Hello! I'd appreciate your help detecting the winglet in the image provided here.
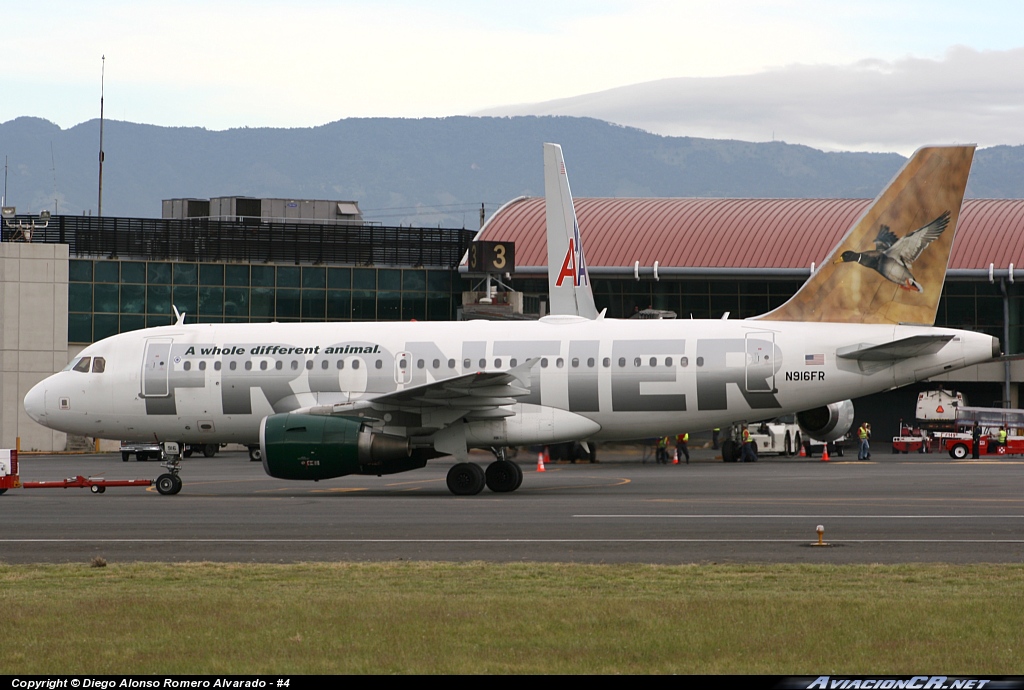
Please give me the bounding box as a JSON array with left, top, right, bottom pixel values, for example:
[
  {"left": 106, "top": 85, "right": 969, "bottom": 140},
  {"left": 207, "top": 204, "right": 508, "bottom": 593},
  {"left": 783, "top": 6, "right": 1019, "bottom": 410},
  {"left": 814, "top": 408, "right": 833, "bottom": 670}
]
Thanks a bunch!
[
  {"left": 758, "top": 145, "right": 975, "bottom": 325},
  {"left": 544, "top": 143, "right": 599, "bottom": 320}
]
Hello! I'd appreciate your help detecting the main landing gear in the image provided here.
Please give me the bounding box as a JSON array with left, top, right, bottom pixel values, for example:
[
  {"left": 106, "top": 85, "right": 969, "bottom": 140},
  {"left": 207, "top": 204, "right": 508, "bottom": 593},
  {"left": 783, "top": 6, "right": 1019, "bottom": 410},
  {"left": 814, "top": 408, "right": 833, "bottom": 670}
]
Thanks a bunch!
[{"left": 445, "top": 448, "right": 524, "bottom": 496}]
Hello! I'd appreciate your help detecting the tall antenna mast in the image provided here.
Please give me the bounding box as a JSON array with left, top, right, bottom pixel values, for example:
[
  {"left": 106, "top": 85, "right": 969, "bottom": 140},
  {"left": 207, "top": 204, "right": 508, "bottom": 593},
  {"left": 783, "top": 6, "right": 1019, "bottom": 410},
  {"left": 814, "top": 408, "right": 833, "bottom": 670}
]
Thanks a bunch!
[{"left": 97, "top": 55, "right": 105, "bottom": 217}]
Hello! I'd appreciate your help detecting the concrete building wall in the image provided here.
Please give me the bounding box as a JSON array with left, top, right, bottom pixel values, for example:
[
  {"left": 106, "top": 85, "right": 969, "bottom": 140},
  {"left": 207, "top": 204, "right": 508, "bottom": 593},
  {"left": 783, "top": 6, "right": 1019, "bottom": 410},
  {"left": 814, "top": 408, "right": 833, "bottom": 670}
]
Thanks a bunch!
[{"left": 1, "top": 243, "right": 69, "bottom": 452}]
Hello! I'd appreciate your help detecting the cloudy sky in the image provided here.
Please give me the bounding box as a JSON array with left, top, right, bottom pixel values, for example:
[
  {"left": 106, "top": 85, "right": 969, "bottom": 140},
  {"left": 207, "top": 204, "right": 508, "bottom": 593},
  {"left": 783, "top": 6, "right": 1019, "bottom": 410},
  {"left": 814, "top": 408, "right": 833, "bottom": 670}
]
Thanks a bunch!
[{"left": 5, "top": 1, "right": 1023, "bottom": 153}]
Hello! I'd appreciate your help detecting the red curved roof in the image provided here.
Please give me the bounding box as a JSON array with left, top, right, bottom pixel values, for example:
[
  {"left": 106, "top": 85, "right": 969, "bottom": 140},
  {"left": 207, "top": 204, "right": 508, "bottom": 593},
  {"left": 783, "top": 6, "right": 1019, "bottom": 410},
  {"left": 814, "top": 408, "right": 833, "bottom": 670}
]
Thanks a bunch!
[{"left": 478, "top": 197, "right": 1023, "bottom": 272}]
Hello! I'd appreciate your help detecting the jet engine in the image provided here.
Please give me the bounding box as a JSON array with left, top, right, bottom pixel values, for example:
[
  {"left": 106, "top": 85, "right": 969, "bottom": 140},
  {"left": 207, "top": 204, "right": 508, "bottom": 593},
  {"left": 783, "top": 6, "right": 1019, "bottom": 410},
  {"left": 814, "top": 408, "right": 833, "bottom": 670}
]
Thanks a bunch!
[
  {"left": 796, "top": 400, "right": 855, "bottom": 443},
  {"left": 260, "top": 413, "right": 423, "bottom": 480}
]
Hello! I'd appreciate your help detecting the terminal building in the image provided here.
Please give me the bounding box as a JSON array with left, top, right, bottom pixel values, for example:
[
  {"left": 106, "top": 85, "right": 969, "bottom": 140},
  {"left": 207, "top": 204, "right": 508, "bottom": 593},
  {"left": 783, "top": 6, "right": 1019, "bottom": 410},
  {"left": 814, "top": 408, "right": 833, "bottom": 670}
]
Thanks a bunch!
[{"left": 4, "top": 195, "right": 1024, "bottom": 451}]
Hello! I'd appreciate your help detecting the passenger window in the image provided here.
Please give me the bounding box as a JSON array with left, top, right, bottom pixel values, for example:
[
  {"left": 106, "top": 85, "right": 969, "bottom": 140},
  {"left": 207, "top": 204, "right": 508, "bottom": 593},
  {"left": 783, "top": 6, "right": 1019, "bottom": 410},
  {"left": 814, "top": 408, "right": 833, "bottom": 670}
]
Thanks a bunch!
[
  {"left": 259, "top": 361, "right": 268, "bottom": 371},
  {"left": 666, "top": 357, "right": 673, "bottom": 367},
  {"left": 494, "top": 359, "right": 502, "bottom": 368},
  {"left": 571, "top": 358, "right": 579, "bottom": 368},
  {"left": 541, "top": 358, "right": 548, "bottom": 368},
  {"left": 432, "top": 359, "right": 440, "bottom": 369},
  {"left": 276, "top": 361, "right": 283, "bottom": 370},
  {"left": 510, "top": 358, "right": 518, "bottom": 367},
  {"left": 618, "top": 357, "right": 625, "bottom": 367},
  {"left": 92, "top": 357, "right": 106, "bottom": 373},
  {"left": 464, "top": 358, "right": 471, "bottom": 369},
  {"left": 337, "top": 360, "right": 344, "bottom": 370},
  {"left": 681, "top": 357, "right": 688, "bottom": 367},
  {"left": 375, "top": 360, "right": 383, "bottom": 369},
  {"left": 603, "top": 358, "right": 610, "bottom": 368},
  {"left": 230, "top": 361, "right": 237, "bottom": 371},
  {"left": 634, "top": 357, "right": 641, "bottom": 367},
  {"left": 214, "top": 361, "right": 221, "bottom": 371},
  {"left": 306, "top": 360, "right": 313, "bottom": 370},
  {"left": 183, "top": 361, "right": 191, "bottom": 371},
  {"left": 199, "top": 361, "right": 206, "bottom": 371},
  {"left": 352, "top": 360, "right": 360, "bottom": 370},
  {"left": 556, "top": 358, "right": 564, "bottom": 368},
  {"left": 448, "top": 359, "right": 456, "bottom": 369},
  {"left": 73, "top": 358, "right": 91, "bottom": 373},
  {"left": 321, "top": 360, "right": 329, "bottom": 370},
  {"left": 649, "top": 357, "right": 657, "bottom": 367}
]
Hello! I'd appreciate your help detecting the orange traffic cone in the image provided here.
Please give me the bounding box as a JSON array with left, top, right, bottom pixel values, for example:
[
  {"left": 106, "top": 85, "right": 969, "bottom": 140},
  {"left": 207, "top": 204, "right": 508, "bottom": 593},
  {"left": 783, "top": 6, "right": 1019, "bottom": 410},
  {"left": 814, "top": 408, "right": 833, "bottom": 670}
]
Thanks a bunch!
[
  {"left": 821, "top": 446, "right": 829, "bottom": 462},
  {"left": 673, "top": 450, "right": 679, "bottom": 465},
  {"left": 799, "top": 444, "right": 806, "bottom": 457},
  {"left": 537, "top": 450, "right": 546, "bottom": 472}
]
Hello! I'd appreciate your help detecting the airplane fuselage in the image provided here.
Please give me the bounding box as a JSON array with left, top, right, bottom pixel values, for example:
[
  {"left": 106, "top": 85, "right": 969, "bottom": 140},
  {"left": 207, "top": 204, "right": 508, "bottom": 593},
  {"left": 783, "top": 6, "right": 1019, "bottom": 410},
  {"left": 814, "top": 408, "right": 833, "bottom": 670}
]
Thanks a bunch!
[{"left": 25, "top": 316, "right": 998, "bottom": 447}]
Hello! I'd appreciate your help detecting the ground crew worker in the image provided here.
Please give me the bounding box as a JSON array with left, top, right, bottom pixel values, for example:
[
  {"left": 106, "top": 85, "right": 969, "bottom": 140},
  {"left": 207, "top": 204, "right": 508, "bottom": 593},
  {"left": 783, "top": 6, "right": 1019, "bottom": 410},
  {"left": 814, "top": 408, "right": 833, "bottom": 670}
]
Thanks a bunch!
[
  {"left": 997, "top": 427, "right": 1008, "bottom": 453},
  {"left": 740, "top": 425, "right": 757, "bottom": 462},
  {"left": 857, "top": 422, "right": 871, "bottom": 461},
  {"left": 675, "top": 433, "right": 690, "bottom": 464},
  {"left": 656, "top": 436, "right": 670, "bottom": 464}
]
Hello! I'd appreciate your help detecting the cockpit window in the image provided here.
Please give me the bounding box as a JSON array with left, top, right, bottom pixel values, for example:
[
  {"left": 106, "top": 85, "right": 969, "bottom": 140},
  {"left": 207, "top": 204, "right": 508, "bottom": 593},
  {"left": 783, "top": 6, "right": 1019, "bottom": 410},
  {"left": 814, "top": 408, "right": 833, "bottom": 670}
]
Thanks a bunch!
[
  {"left": 92, "top": 357, "right": 106, "bottom": 373},
  {"left": 72, "top": 357, "right": 91, "bottom": 373}
]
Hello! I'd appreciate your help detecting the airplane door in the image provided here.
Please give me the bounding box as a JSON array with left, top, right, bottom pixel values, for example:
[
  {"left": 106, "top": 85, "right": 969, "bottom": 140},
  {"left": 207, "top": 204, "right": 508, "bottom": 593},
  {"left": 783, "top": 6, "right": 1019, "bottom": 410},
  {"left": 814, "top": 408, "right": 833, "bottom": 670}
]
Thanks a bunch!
[
  {"left": 395, "top": 351, "right": 412, "bottom": 385},
  {"left": 745, "top": 332, "right": 777, "bottom": 393},
  {"left": 142, "top": 338, "right": 173, "bottom": 397}
]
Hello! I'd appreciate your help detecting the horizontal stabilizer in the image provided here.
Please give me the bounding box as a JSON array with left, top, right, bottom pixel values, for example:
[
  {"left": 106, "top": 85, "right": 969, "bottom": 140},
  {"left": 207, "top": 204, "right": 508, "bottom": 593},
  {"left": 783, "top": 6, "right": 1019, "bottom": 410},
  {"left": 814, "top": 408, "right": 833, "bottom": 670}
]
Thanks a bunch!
[{"left": 836, "top": 334, "right": 954, "bottom": 362}]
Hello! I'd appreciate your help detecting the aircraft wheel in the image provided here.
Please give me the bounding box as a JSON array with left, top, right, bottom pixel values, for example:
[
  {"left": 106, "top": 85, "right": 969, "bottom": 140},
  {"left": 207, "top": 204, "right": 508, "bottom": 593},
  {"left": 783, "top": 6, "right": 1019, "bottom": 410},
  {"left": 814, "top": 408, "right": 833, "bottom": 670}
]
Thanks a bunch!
[
  {"left": 170, "top": 475, "right": 183, "bottom": 495},
  {"left": 203, "top": 444, "right": 217, "bottom": 458},
  {"left": 951, "top": 443, "right": 969, "bottom": 459},
  {"left": 156, "top": 473, "right": 178, "bottom": 495},
  {"left": 510, "top": 460, "right": 523, "bottom": 490},
  {"left": 447, "top": 462, "right": 485, "bottom": 496},
  {"left": 90, "top": 484, "right": 105, "bottom": 494},
  {"left": 248, "top": 446, "right": 262, "bottom": 462},
  {"left": 721, "top": 439, "right": 737, "bottom": 462},
  {"left": 485, "top": 460, "right": 519, "bottom": 493},
  {"left": 122, "top": 452, "right": 130, "bottom": 462}
]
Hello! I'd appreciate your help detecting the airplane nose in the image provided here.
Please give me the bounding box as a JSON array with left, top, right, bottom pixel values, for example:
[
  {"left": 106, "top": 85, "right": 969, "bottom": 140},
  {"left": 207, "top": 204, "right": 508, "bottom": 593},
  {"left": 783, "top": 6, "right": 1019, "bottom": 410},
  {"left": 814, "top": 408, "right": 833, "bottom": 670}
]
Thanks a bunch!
[{"left": 24, "top": 380, "right": 47, "bottom": 423}]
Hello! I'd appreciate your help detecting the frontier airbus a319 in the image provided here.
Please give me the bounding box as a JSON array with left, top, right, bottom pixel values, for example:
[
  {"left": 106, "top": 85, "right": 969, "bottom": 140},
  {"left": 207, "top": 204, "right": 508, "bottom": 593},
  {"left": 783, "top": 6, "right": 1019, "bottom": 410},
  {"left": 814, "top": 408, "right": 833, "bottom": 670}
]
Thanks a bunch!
[{"left": 24, "top": 143, "right": 998, "bottom": 495}]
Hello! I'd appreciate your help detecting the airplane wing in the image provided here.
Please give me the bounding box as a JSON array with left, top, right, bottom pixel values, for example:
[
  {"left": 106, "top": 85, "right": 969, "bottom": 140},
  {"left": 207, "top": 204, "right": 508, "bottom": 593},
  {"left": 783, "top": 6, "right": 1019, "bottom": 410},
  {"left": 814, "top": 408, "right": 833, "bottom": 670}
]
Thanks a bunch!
[
  {"left": 297, "top": 358, "right": 537, "bottom": 429},
  {"left": 836, "top": 334, "right": 954, "bottom": 361}
]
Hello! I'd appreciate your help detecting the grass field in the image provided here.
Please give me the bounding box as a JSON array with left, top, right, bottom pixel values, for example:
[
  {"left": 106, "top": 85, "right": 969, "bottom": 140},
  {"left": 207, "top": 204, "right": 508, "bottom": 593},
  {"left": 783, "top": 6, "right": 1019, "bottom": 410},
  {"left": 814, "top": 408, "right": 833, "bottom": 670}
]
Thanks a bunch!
[{"left": 2, "top": 561, "right": 1022, "bottom": 674}]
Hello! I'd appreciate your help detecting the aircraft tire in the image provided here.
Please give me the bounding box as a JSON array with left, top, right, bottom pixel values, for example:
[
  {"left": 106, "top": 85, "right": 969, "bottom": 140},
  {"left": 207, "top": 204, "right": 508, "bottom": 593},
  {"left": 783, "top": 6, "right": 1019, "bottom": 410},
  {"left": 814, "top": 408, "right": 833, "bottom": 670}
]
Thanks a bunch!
[
  {"left": 510, "top": 460, "right": 524, "bottom": 490},
  {"left": 156, "top": 473, "right": 177, "bottom": 495},
  {"left": 203, "top": 444, "right": 217, "bottom": 458},
  {"left": 485, "top": 460, "right": 519, "bottom": 493},
  {"left": 951, "top": 443, "right": 969, "bottom": 459},
  {"left": 170, "top": 475, "right": 183, "bottom": 495},
  {"left": 721, "top": 440, "right": 737, "bottom": 462},
  {"left": 248, "top": 446, "right": 262, "bottom": 462},
  {"left": 447, "top": 462, "right": 485, "bottom": 496}
]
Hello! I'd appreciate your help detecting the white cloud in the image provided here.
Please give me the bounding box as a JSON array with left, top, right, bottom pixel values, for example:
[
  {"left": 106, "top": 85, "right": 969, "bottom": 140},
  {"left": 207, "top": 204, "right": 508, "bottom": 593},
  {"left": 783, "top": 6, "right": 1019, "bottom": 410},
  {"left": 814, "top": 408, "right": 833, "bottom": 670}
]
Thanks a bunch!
[{"left": 476, "top": 47, "right": 1024, "bottom": 154}]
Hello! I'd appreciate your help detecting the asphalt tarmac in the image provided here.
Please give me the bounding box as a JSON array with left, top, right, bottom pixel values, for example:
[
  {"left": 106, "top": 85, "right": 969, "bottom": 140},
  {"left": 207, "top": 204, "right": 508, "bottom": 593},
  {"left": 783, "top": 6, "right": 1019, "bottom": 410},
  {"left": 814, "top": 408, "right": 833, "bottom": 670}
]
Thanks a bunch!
[{"left": 3, "top": 446, "right": 1023, "bottom": 564}]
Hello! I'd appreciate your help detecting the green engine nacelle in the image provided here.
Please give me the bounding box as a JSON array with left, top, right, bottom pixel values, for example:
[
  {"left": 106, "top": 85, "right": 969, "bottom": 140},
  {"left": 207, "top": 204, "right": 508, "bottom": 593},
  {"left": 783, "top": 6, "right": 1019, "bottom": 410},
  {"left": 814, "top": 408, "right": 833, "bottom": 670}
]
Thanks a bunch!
[{"left": 260, "top": 413, "right": 417, "bottom": 480}]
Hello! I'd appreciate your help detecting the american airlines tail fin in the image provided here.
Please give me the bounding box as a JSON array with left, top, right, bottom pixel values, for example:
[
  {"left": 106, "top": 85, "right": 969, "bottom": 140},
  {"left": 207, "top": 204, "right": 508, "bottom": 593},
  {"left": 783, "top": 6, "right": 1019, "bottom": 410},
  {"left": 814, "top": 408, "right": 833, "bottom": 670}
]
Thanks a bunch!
[
  {"left": 758, "top": 145, "right": 975, "bottom": 326},
  {"left": 544, "top": 143, "right": 599, "bottom": 320}
]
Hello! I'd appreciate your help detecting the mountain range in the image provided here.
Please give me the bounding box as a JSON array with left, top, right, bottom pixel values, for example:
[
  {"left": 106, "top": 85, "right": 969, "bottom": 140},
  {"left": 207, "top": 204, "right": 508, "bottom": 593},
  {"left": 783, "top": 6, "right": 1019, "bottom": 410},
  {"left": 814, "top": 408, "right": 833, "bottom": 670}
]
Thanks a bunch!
[{"left": 2, "top": 115, "right": 1023, "bottom": 227}]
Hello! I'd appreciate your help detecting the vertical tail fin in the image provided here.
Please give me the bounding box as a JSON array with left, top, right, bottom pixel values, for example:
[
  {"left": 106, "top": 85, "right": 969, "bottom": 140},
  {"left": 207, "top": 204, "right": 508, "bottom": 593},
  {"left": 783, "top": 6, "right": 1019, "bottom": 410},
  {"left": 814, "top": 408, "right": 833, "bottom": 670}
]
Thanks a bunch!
[
  {"left": 758, "top": 145, "right": 975, "bottom": 325},
  {"left": 544, "top": 143, "right": 599, "bottom": 319}
]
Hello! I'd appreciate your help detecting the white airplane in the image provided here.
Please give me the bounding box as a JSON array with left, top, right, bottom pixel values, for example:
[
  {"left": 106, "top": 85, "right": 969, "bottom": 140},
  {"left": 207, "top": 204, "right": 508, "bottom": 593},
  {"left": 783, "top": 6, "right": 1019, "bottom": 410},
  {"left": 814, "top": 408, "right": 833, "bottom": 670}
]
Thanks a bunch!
[{"left": 24, "top": 143, "right": 998, "bottom": 495}]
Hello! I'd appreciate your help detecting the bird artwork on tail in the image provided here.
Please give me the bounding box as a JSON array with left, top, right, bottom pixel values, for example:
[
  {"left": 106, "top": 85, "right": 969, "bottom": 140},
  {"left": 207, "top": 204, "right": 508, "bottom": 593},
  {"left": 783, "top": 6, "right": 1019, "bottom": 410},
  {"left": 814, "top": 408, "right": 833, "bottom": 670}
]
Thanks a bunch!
[{"left": 833, "top": 211, "right": 950, "bottom": 293}]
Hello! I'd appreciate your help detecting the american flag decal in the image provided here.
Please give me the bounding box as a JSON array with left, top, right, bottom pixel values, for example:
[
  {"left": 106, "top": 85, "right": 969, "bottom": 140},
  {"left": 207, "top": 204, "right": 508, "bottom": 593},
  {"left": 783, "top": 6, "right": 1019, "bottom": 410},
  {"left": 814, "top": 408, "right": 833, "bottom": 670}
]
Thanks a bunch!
[
  {"left": 805, "top": 354, "right": 824, "bottom": 366},
  {"left": 559, "top": 163, "right": 566, "bottom": 175}
]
